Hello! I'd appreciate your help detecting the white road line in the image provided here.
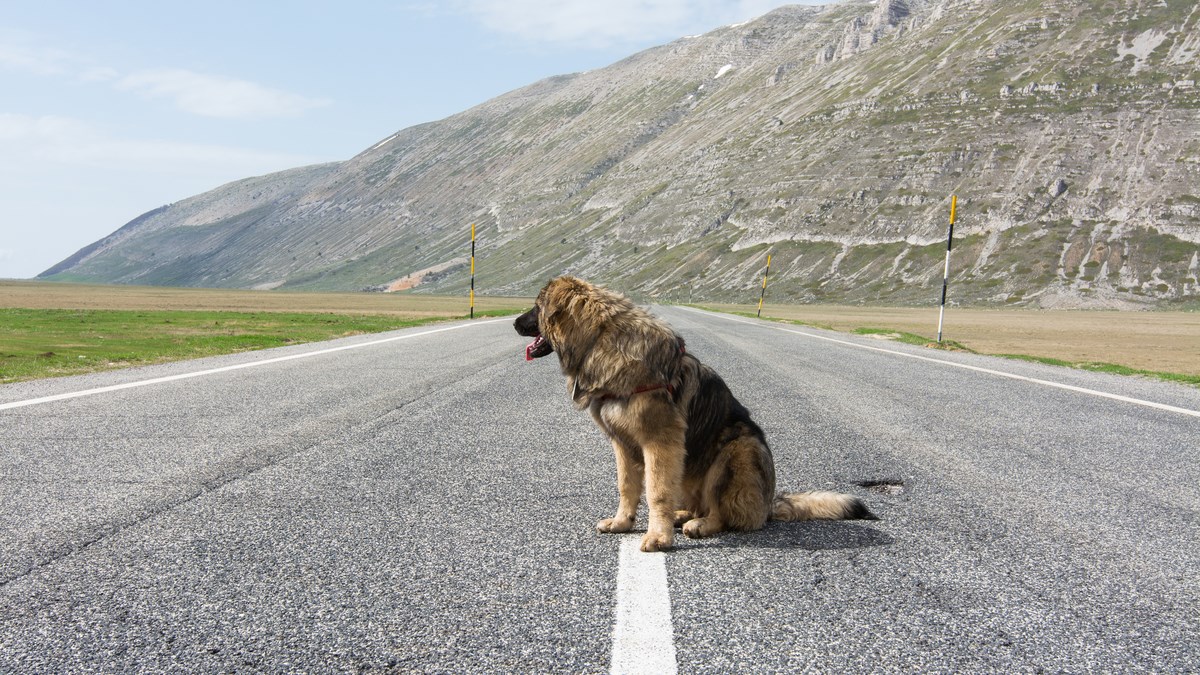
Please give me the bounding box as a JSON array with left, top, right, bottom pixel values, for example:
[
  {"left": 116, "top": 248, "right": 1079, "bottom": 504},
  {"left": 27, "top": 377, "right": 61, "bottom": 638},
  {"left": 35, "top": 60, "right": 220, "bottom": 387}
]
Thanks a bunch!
[
  {"left": 681, "top": 308, "right": 1200, "bottom": 419},
  {"left": 0, "top": 318, "right": 511, "bottom": 411},
  {"left": 611, "top": 536, "right": 677, "bottom": 675}
]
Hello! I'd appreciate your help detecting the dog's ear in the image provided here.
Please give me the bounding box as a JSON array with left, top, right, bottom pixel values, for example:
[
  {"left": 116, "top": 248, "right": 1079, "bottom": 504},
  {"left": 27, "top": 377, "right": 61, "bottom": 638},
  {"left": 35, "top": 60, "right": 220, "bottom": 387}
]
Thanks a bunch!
[
  {"left": 542, "top": 276, "right": 588, "bottom": 323},
  {"left": 538, "top": 279, "right": 561, "bottom": 323},
  {"left": 536, "top": 278, "right": 562, "bottom": 322},
  {"left": 539, "top": 300, "right": 557, "bottom": 326}
]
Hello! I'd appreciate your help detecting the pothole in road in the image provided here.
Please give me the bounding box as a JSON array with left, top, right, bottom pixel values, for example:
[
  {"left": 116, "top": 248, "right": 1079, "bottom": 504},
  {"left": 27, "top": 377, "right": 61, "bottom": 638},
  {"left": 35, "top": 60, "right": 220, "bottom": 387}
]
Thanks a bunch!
[{"left": 856, "top": 479, "right": 905, "bottom": 496}]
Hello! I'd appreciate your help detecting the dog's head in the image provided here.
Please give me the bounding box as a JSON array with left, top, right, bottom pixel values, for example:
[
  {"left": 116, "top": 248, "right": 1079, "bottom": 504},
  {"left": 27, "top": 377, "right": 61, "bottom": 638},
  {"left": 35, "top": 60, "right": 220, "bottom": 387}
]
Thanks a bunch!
[
  {"left": 515, "top": 277, "right": 687, "bottom": 408},
  {"left": 514, "top": 276, "right": 599, "bottom": 362}
]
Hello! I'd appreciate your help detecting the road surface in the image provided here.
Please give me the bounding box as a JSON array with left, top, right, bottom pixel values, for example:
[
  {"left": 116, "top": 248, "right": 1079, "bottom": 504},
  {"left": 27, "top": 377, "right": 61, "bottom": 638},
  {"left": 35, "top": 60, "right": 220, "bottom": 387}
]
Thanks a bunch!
[{"left": 1, "top": 307, "right": 1197, "bottom": 672}]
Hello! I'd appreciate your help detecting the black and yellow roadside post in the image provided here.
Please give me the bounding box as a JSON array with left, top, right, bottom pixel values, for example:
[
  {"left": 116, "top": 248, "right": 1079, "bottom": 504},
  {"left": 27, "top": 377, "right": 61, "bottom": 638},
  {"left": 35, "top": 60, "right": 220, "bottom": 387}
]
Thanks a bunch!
[
  {"left": 757, "top": 252, "right": 772, "bottom": 318},
  {"left": 469, "top": 223, "right": 476, "bottom": 319},
  {"left": 937, "top": 195, "right": 957, "bottom": 343}
]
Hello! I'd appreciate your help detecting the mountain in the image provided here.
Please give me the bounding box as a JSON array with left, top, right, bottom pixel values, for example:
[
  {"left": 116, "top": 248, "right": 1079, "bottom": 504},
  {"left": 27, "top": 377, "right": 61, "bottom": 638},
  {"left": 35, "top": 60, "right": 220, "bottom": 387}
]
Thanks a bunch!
[{"left": 40, "top": 0, "right": 1200, "bottom": 308}]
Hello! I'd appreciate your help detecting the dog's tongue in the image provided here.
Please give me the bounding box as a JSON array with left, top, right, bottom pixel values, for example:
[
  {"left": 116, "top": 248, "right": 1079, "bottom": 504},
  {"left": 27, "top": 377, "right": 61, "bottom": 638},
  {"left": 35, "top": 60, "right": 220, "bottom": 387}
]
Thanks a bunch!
[{"left": 525, "top": 336, "right": 543, "bottom": 361}]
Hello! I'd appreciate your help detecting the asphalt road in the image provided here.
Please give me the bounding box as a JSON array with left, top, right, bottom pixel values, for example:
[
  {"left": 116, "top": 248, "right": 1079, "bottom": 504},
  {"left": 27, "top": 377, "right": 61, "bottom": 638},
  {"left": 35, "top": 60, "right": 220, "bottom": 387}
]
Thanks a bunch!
[{"left": 1, "top": 307, "right": 1197, "bottom": 673}]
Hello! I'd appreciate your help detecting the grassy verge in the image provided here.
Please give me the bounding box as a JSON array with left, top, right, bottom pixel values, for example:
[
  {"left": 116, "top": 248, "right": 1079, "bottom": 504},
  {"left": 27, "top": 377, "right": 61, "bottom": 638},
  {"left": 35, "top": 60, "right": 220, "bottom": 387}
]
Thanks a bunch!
[
  {"left": 702, "top": 309, "right": 974, "bottom": 351},
  {"left": 996, "top": 354, "right": 1200, "bottom": 387},
  {"left": 852, "top": 327, "right": 971, "bottom": 352},
  {"left": 717, "top": 309, "right": 839, "bottom": 331},
  {"left": 0, "top": 307, "right": 518, "bottom": 384},
  {"left": 696, "top": 305, "right": 1199, "bottom": 388}
]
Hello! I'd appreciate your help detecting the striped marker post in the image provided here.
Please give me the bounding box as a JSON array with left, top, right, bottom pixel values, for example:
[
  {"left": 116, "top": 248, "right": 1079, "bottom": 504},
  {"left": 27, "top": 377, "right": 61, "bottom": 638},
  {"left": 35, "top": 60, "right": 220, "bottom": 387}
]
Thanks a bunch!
[
  {"left": 469, "top": 223, "right": 476, "bottom": 319},
  {"left": 937, "top": 195, "right": 957, "bottom": 343},
  {"left": 757, "top": 253, "right": 772, "bottom": 318}
]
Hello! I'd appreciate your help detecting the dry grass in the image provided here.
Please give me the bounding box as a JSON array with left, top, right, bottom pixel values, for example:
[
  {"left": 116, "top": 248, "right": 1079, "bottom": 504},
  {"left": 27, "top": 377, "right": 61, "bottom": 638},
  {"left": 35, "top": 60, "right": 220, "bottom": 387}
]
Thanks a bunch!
[
  {"left": 0, "top": 280, "right": 532, "bottom": 317},
  {"left": 705, "top": 303, "right": 1200, "bottom": 378}
]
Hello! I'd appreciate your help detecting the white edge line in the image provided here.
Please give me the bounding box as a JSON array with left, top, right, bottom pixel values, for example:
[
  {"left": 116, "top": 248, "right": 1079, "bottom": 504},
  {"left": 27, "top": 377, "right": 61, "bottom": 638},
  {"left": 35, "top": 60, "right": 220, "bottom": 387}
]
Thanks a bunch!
[
  {"left": 611, "top": 535, "right": 677, "bottom": 675},
  {"left": 0, "top": 317, "right": 511, "bottom": 412},
  {"left": 679, "top": 307, "right": 1200, "bottom": 420}
]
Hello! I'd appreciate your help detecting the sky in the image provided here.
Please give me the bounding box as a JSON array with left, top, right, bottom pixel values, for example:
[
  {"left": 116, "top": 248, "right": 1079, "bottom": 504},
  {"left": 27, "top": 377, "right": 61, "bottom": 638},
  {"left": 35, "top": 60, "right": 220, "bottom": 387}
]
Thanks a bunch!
[{"left": 0, "top": 0, "right": 805, "bottom": 280}]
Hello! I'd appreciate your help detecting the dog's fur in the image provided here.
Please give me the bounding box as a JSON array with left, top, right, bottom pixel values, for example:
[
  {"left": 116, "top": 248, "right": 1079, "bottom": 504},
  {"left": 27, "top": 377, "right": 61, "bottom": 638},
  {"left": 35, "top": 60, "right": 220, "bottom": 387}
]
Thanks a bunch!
[{"left": 514, "top": 276, "right": 874, "bottom": 552}]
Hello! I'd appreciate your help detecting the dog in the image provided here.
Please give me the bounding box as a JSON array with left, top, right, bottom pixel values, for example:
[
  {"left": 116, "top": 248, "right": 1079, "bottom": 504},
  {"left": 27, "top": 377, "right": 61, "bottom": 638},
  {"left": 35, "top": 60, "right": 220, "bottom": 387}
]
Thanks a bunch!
[{"left": 514, "top": 276, "right": 874, "bottom": 552}]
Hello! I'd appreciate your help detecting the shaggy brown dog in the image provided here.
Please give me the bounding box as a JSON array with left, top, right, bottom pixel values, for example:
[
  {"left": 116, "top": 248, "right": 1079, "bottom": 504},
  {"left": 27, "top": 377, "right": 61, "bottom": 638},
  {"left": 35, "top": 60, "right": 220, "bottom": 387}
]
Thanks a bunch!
[{"left": 515, "top": 276, "right": 874, "bottom": 552}]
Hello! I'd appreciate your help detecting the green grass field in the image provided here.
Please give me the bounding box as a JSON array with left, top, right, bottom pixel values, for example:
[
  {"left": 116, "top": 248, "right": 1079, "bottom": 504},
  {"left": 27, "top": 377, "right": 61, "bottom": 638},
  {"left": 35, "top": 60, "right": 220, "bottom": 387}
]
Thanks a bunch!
[
  {"left": 0, "top": 281, "right": 530, "bottom": 384},
  {"left": 0, "top": 308, "right": 517, "bottom": 384}
]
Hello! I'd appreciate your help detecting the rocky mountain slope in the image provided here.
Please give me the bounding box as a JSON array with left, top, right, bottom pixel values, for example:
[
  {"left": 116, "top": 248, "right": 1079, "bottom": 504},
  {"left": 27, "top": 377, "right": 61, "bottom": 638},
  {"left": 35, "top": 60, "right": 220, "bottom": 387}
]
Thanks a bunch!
[{"left": 41, "top": 0, "right": 1200, "bottom": 308}]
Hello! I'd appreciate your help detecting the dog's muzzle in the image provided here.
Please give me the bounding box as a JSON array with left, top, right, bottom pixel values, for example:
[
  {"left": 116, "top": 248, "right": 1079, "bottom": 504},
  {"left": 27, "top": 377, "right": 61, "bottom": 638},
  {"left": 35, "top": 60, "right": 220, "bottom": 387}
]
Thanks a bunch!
[{"left": 514, "top": 306, "right": 553, "bottom": 360}]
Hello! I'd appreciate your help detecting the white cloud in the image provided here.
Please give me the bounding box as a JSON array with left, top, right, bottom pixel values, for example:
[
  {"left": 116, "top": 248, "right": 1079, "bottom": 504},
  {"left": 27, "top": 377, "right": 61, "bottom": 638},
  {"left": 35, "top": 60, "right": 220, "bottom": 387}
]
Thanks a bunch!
[
  {"left": 0, "top": 113, "right": 90, "bottom": 144},
  {"left": 79, "top": 65, "right": 120, "bottom": 83},
  {"left": 0, "top": 33, "right": 117, "bottom": 82},
  {"left": 0, "top": 39, "right": 73, "bottom": 76},
  {"left": 2, "top": 32, "right": 330, "bottom": 120},
  {"left": 116, "top": 68, "right": 331, "bottom": 119},
  {"left": 0, "top": 113, "right": 315, "bottom": 172},
  {"left": 452, "top": 0, "right": 785, "bottom": 48}
]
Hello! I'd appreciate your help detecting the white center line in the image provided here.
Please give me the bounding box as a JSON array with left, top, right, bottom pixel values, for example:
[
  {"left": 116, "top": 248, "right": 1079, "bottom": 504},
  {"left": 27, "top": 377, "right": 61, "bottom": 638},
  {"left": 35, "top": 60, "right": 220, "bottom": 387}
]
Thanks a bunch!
[
  {"left": 681, "top": 307, "right": 1200, "bottom": 419},
  {"left": 611, "top": 536, "right": 677, "bottom": 675},
  {"left": 0, "top": 318, "right": 511, "bottom": 411}
]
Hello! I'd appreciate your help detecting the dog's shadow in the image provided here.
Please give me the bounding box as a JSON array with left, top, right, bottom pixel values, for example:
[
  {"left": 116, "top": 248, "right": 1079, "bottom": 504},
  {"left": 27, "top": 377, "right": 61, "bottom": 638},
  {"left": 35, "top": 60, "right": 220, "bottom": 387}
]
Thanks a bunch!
[{"left": 675, "top": 520, "right": 893, "bottom": 552}]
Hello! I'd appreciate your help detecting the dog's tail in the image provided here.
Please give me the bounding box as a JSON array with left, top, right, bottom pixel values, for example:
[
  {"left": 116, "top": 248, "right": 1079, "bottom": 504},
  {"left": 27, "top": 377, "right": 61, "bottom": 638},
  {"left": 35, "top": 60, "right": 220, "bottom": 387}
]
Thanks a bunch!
[{"left": 771, "top": 491, "right": 877, "bottom": 522}]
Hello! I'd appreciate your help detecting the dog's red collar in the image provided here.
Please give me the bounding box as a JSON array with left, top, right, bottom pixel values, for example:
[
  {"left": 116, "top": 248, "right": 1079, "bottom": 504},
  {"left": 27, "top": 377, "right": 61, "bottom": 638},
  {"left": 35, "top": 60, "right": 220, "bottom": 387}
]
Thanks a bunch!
[
  {"left": 596, "top": 382, "right": 675, "bottom": 402},
  {"left": 587, "top": 339, "right": 684, "bottom": 402}
]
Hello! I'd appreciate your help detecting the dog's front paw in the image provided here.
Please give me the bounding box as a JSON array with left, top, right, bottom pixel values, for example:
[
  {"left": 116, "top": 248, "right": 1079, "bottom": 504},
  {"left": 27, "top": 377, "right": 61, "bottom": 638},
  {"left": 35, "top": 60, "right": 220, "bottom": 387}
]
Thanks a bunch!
[
  {"left": 640, "top": 530, "right": 674, "bottom": 552},
  {"left": 597, "top": 516, "right": 635, "bottom": 533}
]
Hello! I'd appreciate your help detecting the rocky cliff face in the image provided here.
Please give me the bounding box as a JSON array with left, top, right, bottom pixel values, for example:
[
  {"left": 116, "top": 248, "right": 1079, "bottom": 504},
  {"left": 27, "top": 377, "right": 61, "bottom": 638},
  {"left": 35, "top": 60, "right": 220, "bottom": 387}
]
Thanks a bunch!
[{"left": 42, "top": 0, "right": 1200, "bottom": 308}]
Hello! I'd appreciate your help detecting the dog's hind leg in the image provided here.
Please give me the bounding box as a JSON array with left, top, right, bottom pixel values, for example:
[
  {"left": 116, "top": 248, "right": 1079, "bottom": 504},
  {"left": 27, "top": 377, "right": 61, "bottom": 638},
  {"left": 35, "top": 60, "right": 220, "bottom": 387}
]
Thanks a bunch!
[
  {"left": 597, "top": 438, "right": 643, "bottom": 534},
  {"left": 686, "top": 433, "right": 774, "bottom": 538},
  {"left": 680, "top": 454, "right": 728, "bottom": 538}
]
